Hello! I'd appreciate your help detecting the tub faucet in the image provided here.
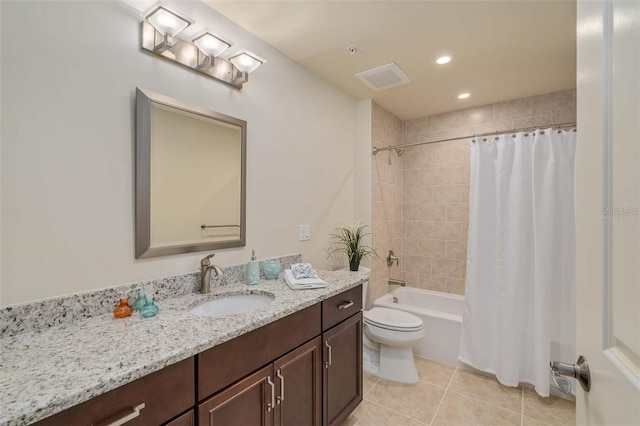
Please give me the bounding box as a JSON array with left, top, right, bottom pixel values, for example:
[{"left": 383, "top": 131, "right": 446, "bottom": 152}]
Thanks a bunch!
[
  {"left": 388, "top": 278, "right": 405, "bottom": 287},
  {"left": 200, "top": 254, "right": 224, "bottom": 294}
]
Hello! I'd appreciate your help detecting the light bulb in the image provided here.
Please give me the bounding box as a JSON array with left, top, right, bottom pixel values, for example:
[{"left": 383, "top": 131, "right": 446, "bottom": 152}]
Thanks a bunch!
[
  {"left": 436, "top": 56, "right": 451, "bottom": 65},
  {"left": 458, "top": 93, "right": 470, "bottom": 99}
]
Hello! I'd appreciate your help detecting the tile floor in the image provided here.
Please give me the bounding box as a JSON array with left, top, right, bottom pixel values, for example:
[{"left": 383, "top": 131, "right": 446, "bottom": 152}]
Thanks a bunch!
[{"left": 344, "top": 357, "right": 576, "bottom": 426}]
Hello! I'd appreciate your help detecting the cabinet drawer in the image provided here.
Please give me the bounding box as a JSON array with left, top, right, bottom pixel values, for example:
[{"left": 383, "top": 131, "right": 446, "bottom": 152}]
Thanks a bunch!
[
  {"left": 35, "top": 357, "right": 195, "bottom": 426},
  {"left": 164, "top": 409, "right": 194, "bottom": 426},
  {"left": 198, "top": 303, "right": 321, "bottom": 400},
  {"left": 322, "top": 285, "right": 362, "bottom": 331}
]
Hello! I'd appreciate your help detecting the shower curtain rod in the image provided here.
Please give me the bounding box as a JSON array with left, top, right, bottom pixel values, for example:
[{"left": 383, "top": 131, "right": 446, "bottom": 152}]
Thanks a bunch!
[{"left": 371, "top": 121, "right": 577, "bottom": 156}]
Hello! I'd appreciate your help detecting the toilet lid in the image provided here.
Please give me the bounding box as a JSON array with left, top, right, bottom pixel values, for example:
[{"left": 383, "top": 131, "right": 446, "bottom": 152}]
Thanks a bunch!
[{"left": 364, "top": 307, "right": 423, "bottom": 331}]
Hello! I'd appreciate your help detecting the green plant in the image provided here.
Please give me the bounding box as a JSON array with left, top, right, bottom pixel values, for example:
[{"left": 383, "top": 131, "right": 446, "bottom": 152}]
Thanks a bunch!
[{"left": 329, "top": 222, "right": 377, "bottom": 264}]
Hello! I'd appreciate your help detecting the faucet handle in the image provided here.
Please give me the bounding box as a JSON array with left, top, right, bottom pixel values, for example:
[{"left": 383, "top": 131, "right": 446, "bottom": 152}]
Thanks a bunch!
[{"left": 201, "top": 253, "right": 216, "bottom": 267}]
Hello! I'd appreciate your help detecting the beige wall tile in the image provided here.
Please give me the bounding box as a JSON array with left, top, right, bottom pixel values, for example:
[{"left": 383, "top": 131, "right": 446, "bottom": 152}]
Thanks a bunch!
[
  {"left": 421, "top": 167, "right": 449, "bottom": 185},
  {"left": 461, "top": 223, "right": 469, "bottom": 241},
  {"left": 532, "top": 89, "right": 575, "bottom": 116},
  {"left": 423, "top": 239, "right": 446, "bottom": 257},
  {"left": 403, "top": 255, "right": 431, "bottom": 275},
  {"left": 403, "top": 203, "right": 421, "bottom": 221},
  {"left": 495, "top": 96, "right": 532, "bottom": 121},
  {"left": 404, "top": 168, "right": 421, "bottom": 186},
  {"left": 433, "top": 222, "right": 462, "bottom": 240},
  {"left": 553, "top": 109, "right": 577, "bottom": 124},
  {"left": 523, "top": 388, "right": 576, "bottom": 426},
  {"left": 446, "top": 240, "right": 468, "bottom": 260},
  {"left": 447, "top": 277, "right": 466, "bottom": 295},
  {"left": 403, "top": 271, "right": 419, "bottom": 287},
  {"left": 459, "top": 104, "right": 495, "bottom": 126},
  {"left": 446, "top": 204, "right": 470, "bottom": 222},
  {"left": 449, "top": 370, "right": 522, "bottom": 413},
  {"left": 432, "top": 110, "right": 462, "bottom": 131},
  {"left": 432, "top": 257, "right": 462, "bottom": 278},
  {"left": 446, "top": 166, "right": 470, "bottom": 184},
  {"left": 432, "top": 147, "right": 467, "bottom": 166},
  {"left": 433, "top": 185, "right": 467, "bottom": 204},
  {"left": 512, "top": 114, "right": 554, "bottom": 129},
  {"left": 432, "top": 392, "right": 521, "bottom": 426},
  {"left": 404, "top": 238, "right": 423, "bottom": 256},
  {"left": 404, "top": 116, "right": 431, "bottom": 135},
  {"left": 404, "top": 185, "right": 432, "bottom": 204},
  {"left": 404, "top": 151, "right": 432, "bottom": 169},
  {"left": 473, "top": 119, "right": 515, "bottom": 135},
  {"left": 421, "top": 274, "right": 448, "bottom": 292},
  {"left": 421, "top": 204, "right": 446, "bottom": 222}
]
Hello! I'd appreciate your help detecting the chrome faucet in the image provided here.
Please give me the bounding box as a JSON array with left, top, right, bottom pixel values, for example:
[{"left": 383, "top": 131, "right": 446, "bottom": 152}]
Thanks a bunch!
[{"left": 200, "top": 254, "right": 224, "bottom": 294}]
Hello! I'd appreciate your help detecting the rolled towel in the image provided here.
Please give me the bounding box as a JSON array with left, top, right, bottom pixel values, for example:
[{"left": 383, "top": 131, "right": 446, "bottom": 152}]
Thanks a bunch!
[
  {"left": 284, "top": 269, "right": 327, "bottom": 290},
  {"left": 290, "top": 263, "right": 319, "bottom": 279}
]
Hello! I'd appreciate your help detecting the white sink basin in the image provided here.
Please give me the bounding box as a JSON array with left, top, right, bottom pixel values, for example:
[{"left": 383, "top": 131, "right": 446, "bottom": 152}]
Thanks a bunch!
[{"left": 189, "top": 293, "right": 275, "bottom": 317}]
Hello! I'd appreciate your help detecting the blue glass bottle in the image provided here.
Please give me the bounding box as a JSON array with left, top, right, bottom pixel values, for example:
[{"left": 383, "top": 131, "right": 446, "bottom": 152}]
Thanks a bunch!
[
  {"left": 132, "top": 291, "right": 147, "bottom": 312},
  {"left": 140, "top": 295, "right": 159, "bottom": 318}
]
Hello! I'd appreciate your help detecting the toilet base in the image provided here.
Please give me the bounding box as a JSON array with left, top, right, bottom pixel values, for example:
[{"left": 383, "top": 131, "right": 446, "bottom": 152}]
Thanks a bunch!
[{"left": 378, "top": 345, "right": 420, "bottom": 384}]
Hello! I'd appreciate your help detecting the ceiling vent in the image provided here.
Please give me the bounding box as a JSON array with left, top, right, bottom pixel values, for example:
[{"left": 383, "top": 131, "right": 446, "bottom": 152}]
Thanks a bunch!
[{"left": 355, "top": 63, "right": 410, "bottom": 91}]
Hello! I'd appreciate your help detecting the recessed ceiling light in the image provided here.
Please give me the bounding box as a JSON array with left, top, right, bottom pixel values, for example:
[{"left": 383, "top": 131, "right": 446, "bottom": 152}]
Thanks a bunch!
[
  {"left": 458, "top": 93, "right": 470, "bottom": 99},
  {"left": 436, "top": 56, "right": 451, "bottom": 65}
]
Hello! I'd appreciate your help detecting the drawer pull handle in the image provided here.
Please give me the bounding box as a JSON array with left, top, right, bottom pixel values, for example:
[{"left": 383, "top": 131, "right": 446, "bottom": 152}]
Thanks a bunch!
[
  {"left": 267, "top": 377, "right": 275, "bottom": 412},
  {"left": 338, "top": 301, "right": 354, "bottom": 310},
  {"left": 325, "top": 340, "right": 332, "bottom": 368},
  {"left": 276, "top": 369, "right": 285, "bottom": 403},
  {"left": 105, "top": 403, "right": 145, "bottom": 426}
]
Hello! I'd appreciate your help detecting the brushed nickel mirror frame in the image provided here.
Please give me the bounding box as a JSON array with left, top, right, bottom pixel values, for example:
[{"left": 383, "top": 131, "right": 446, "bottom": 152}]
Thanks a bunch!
[{"left": 135, "top": 88, "right": 246, "bottom": 258}]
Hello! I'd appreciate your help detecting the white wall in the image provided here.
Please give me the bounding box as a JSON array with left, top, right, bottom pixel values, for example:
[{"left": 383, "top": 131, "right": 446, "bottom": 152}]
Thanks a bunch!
[{"left": 0, "top": 1, "right": 359, "bottom": 305}]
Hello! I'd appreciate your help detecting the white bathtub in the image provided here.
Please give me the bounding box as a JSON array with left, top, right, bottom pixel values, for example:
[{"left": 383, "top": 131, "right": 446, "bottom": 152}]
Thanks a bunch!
[{"left": 374, "top": 287, "right": 464, "bottom": 367}]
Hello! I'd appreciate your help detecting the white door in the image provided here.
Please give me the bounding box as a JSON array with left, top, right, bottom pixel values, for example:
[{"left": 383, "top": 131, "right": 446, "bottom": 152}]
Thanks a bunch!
[{"left": 576, "top": 0, "right": 640, "bottom": 424}]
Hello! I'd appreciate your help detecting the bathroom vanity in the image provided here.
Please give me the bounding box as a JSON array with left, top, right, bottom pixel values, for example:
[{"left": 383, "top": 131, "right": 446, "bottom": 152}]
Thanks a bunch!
[{"left": 2, "top": 271, "right": 365, "bottom": 426}]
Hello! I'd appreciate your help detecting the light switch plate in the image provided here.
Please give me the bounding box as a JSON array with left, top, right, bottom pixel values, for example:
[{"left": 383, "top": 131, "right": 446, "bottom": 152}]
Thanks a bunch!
[{"left": 299, "top": 225, "right": 310, "bottom": 241}]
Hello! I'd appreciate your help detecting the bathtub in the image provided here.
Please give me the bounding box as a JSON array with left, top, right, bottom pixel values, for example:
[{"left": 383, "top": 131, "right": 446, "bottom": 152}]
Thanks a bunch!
[{"left": 374, "top": 287, "right": 464, "bottom": 367}]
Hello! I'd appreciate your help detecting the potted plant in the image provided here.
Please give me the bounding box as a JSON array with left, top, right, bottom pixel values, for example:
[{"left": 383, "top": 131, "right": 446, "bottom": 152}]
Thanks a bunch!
[{"left": 329, "top": 222, "right": 377, "bottom": 271}]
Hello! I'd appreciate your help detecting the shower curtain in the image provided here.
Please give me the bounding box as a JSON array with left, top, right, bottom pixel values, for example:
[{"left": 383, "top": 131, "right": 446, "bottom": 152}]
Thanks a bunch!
[{"left": 459, "top": 128, "right": 577, "bottom": 397}]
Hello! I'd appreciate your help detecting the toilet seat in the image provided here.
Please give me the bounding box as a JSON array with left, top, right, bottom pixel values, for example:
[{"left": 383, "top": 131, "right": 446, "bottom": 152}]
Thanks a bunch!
[{"left": 364, "top": 307, "right": 423, "bottom": 332}]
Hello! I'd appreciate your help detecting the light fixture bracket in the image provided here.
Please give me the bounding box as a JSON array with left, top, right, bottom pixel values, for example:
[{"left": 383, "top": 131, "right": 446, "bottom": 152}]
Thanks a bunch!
[{"left": 141, "top": 21, "right": 245, "bottom": 89}]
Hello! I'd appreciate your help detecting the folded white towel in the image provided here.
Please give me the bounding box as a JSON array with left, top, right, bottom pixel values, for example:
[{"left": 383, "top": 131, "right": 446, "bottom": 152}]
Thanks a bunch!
[
  {"left": 290, "top": 263, "right": 319, "bottom": 279},
  {"left": 284, "top": 269, "right": 327, "bottom": 290}
]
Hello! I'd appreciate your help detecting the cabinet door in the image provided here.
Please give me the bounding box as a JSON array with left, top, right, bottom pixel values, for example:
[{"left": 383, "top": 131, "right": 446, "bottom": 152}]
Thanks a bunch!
[
  {"left": 274, "top": 337, "right": 322, "bottom": 426},
  {"left": 322, "top": 313, "right": 363, "bottom": 426},
  {"left": 198, "top": 364, "right": 274, "bottom": 426}
]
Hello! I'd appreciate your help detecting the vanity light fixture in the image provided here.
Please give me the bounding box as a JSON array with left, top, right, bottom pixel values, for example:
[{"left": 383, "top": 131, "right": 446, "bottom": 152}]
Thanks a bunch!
[
  {"left": 145, "top": 5, "right": 192, "bottom": 53},
  {"left": 436, "top": 56, "right": 451, "bottom": 65},
  {"left": 140, "top": 5, "right": 266, "bottom": 89},
  {"left": 193, "top": 32, "right": 231, "bottom": 70},
  {"left": 228, "top": 49, "right": 266, "bottom": 74},
  {"left": 458, "top": 92, "right": 471, "bottom": 99}
]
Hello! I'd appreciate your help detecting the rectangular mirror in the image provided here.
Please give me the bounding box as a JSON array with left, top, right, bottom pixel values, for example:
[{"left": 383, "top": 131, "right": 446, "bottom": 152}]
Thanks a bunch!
[{"left": 136, "top": 88, "right": 246, "bottom": 258}]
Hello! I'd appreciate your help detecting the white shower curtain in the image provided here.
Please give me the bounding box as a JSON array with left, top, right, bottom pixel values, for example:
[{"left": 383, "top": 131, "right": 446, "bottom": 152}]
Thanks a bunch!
[{"left": 459, "top": 128, "right": 577, "bottom": 397}]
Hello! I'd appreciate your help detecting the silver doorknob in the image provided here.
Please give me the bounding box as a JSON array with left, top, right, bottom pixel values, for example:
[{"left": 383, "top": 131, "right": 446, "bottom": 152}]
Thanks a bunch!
[{"left": 550, "top": 355, "right": 591, "bottom": 392}]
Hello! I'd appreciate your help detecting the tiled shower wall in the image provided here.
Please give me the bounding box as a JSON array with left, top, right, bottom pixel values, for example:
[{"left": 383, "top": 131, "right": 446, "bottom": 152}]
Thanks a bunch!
[
  {"left": 401, "top": 89, "right": 576, "bottom": 295},
  {"left": 369, "top": 102, "right": 403, "bottom": 308}
]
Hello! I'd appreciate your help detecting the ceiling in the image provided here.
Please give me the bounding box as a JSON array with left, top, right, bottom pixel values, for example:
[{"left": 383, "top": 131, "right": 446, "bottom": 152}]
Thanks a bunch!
[{"left": 206, "top": 1, "right": 576, "bottom": 120}]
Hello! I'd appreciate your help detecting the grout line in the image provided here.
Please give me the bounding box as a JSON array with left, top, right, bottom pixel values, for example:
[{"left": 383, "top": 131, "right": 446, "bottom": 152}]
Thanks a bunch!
[
  {"left": 428, "top": 365, "right": 457, "bottom": 425},
  {"left": 362, "top": 375, "right": 381, "bottom": 399},
  {"left": 520, "top": 386, "right": 525, "bottom": 426},
  {"left": 364, "top": 398, "right": 429, "bottom": 425},
  {"left": 445, "top": 388, "right": 523, "bottom": 417}
]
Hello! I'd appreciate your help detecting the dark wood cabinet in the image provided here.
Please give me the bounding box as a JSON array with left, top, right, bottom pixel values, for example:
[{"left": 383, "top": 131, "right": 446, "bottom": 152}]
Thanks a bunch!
[
  {"left": 322, "top": 313, "right": 363, "bottom": 426},
  {"left": 199, "top": 337, "right": 323, "bottom": 426},
  {"left": 274, "top": 337, "right": 323, "bottom": 426},
  {"left": 165, "top": 410, "right": 195, "bottom": 426},
  {"left": 198, "top": 365, "right": 274, "bottom": 426}
]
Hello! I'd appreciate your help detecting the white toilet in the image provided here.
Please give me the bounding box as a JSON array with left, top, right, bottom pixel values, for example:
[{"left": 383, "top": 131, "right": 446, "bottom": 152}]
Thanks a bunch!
[{"left": 362, "top": 282, "right": 425, "bottom": 384}]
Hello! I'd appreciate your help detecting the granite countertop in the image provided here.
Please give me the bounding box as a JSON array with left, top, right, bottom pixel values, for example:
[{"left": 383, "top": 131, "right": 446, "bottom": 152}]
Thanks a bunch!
[{"left": 0, "top": 269, "right": 369, "bottom": 426}]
